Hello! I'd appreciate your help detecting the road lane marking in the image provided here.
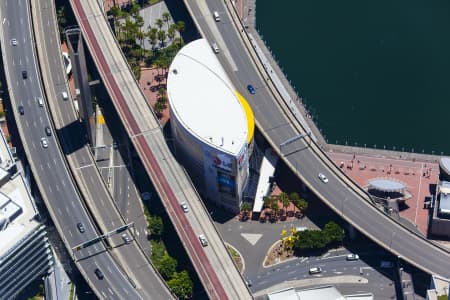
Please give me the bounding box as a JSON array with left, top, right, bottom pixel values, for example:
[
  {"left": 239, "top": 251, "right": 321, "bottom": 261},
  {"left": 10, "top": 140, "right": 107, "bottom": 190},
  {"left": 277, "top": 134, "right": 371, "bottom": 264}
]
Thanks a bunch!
[
  {"left": 288, "top": 270, "right": 296, "bottom": 275},
  {"left": 108, "top": 288, "right": 114, "bottom": 295},
  {"left": 2, "top": 18, "right": 5, "bottom": 24}
]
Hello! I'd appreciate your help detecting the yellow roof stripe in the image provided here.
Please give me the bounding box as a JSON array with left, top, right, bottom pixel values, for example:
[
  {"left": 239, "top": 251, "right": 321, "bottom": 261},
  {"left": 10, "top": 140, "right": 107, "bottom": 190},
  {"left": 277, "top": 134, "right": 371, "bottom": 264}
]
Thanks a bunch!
[
  {"left": 235, "top": 91, "right": 255, "bottom": 144},
  {"left": 97, "top": 114, "right": 105, "bottom": 125}
]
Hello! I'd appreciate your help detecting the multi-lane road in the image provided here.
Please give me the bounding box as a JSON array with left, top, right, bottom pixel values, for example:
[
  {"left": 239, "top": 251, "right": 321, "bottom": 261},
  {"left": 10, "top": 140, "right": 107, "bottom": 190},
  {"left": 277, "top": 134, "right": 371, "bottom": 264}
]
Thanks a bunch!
[
  {"left": 185, "top": 0, "right": 450, "bottom": 278},
  {"left": 30, "top": 0, "right": 172, "bottom": 298},
  {"left": 0, "top": 0, "right": 143, "bottom": 298},
  {"left": 70, "top": 0, "right": 252, "bottom": 299}
]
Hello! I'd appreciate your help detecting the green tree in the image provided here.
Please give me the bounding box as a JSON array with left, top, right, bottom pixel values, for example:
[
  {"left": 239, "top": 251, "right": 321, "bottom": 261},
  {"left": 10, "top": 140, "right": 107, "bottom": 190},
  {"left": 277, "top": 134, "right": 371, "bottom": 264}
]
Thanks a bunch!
[
  {"left": 289, "top": 192, "right": 300, "bottom": 203},
  {"left": 279, "top": 192, "right": 290, "bottom": 216},
  {"left": 157, "top": 253, "right": 177, "bottom": 280},
  {"left": 130, "top": 3, "right": 141, "bottom": 18},
  {"left": 241, "top": 202, "right": 251, "bottom": 220},
  {"left": 162, "top": 11, "right": 171, "bottom": 30},
  {"left": 167, "top": 24, "right": 176, "bottom": 41},
  {"left": 167, "top": 271, "right": 193, "bottom": 299},
  {"left": 263, "top": 196, "right": 272, "bottom": 209},
  {"left": 296, "top": 198, "right": 308, "bottom": 214},
  {"left": 175, "top": 20, "right": 185, "bottom": 34},
  {"left": 155, "top": 18, "right": 164, "bottom": 30},
  {"left": 149, "top": 215, "right": 164, "bottom": 238},
  {"left": 294, "top": 230, "right": 327, "bottom": 250},
  {"left": 147, "top": 27, "right": 159, "bottom": 50},
  {"left": 151, "top": 240, "right": 165, "bottom": 261},
  {"left": 323, "top": 221, "right": 345, "bottom": 243},
  {"left": 270, "top": 198, "right": 279, "bottom": 219},
  {"left": 158, "top": 30, "right": 167, "bottom": 47}
]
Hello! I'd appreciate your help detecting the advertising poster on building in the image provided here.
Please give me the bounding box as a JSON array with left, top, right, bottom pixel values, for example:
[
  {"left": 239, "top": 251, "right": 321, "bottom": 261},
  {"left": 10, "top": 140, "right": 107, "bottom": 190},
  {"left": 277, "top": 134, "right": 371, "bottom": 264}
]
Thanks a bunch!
[{"left": 217, "top": 171, "right": 236, "bottom": 197}]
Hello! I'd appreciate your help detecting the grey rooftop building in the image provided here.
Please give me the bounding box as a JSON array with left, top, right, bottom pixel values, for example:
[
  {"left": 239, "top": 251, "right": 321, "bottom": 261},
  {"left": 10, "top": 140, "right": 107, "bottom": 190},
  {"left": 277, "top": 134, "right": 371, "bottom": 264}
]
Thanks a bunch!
[{"left": 0, "top": 128, "right": 53, "bottom": 299}]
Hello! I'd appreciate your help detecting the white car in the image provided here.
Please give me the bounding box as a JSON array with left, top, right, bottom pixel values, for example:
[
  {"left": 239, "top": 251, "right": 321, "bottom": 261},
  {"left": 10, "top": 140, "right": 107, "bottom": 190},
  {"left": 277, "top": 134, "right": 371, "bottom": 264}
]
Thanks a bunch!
[
  {"left": 346, "top": 253, "right": 359, "bottom": 261},
  {"left": 40, "top": 137, "right": 48, "bottom": 148},
  {"left": 309, "top": 267, "right": 322, "bottom": 274},
  {"left": 11, "top": 38, "right": 17, "bottom": 46},
  {"left": 180, "top": 201, "right": 189, "bottom": 213},
  {"left": 211, "top": 42, "right": 220, "bottom": 54},
  {"left": 198, "top": 234, "right": 208, "bottom": 247},
  {"left": 318, "top": 173, "right": 328, "bottom": 183}
]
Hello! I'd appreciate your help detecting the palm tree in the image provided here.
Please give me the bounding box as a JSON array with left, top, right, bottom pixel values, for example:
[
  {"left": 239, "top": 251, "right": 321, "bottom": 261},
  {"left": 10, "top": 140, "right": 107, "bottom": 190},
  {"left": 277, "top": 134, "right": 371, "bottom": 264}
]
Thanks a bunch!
[
  {"left": 175, "top": 21, "right": 185, "bottom": 34},
  {"left": 241, "top": 202, "right": 251, "bottom": 220},
  {"left": 157, "top": 88, "right": 167, "bottom": 104},
  {"left": 147, "top": 27, "right": 158, "bottom": 50},
  {"left": 279, "top": 192, "right": 290, "bottom": 217},
  {"left": 270, "top": 200, "right": 279, "bottom": 221},
  {"left": 157, "top": 30, "right": 166, "bottom": 48},
  {"left": 263, "top": 196, "right": 272, "bottom": 209},
  {"left": 130, "top": 3, "right": 140, "bottom": 19},
  {"left": 155, "top": 18, "right": 164, "bottom": 31},
  {"left": 296, "top": 199, "right": 308, "bottom": 216},
  {"left": 167, "top": 24, "right": 176, "bottom": 41},
  {"left": 162, "top": 12, "right": 171, "bottom": 30}
]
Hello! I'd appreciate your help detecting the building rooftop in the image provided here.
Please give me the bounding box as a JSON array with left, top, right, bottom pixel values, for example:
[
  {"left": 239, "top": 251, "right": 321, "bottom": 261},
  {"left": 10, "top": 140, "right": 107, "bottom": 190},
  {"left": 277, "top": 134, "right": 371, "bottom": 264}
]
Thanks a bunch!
[
  {"left": 268, "top": 286, "right": 373, "bottom": 300},
  {"left": 167, "top": 38, "right": 251, "bottom": 156},
  {"left": 439, "top": 181, "right": 450, "bottom": 214},
  {"left": 0, "top": 127, "right": 39, "bottom": 258}
]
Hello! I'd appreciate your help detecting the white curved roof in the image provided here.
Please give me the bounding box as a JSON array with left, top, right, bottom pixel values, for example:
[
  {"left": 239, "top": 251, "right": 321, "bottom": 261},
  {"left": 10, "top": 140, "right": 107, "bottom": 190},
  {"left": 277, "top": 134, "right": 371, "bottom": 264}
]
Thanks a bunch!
[
  {"left": 368, "top": 178, "right": 406, "bottom": 192},
  {"left": 167, "top": 39, "right": 248, "bottom": 155},
  {"left": 440, "top": 157, "right": 450, "bottom": 175}
]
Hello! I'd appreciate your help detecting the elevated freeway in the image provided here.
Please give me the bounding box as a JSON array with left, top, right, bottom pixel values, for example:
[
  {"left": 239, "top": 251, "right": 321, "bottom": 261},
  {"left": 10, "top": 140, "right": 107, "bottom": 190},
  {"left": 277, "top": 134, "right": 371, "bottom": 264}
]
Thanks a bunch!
[
  {"left": 185, "top": 0, "right": 450, "bottom": 278},
  {"left": 70, "top": 0, "right": 252, "bottom": 299},
  {"left": 0, "top": 0, "right": 142, "bottom": 298},
  {"left": 30, "top": 0, "right": 172, "bottom": 298}
]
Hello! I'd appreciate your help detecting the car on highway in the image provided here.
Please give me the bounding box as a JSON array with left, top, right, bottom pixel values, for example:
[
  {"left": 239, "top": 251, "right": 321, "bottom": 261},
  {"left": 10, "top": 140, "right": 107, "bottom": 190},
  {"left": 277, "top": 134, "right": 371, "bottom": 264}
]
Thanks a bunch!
[
  {"left": 346, "top": 253, "right": 359, "bottom": 261},
  {"left": 211, "top": 42, "right": 220, "bottom": 54},
  {"left": 198, "top": 234, "right": 208, "bottom": 247},
  {"left": 11, "top": 38, "right": 17, "bottom": 46},
  {"left": 247, "top": 84, "right": 256, "bottom": 94},
  {"left": 245, "top": 277, "right": 252, "bottom": 287},
  {"left": 318, "top": 172, "right": 328, "bottom": 183},
  {"left": 45, "top": 126, "right": 52, "bottom": 136},
  {"left": 122, "top": 233, "right": 131, "bottom": 244},
  {"left": 213, "top": 11, "right": 220, "bottom": 22},
  {"left": 309, "top": 267, "right": 322, "bottom": 274},
  {"left": 180, "top": 201, "right": 189, "bottom": 213},
  {"left": 40, "top": 137, "right": 48, "bottom": 148},
  {"left": 94, "top": 268, "right": 104, "bottom": 280},
  {"left": 18, "top": 105, "right": 24, "bottom": 115},
  {"left": 77, "top": 222, "right": 85, "bottom": 233},
  {"left": 22, "top": 70, "right": 27, "bottom": 79}
]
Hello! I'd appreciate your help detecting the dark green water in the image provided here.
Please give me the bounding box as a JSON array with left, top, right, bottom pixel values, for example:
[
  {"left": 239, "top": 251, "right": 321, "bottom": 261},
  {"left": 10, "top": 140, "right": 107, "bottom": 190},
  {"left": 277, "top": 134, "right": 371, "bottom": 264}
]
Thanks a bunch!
[{"left": 256, "top": 0, "right": 450, "bottom": 155}]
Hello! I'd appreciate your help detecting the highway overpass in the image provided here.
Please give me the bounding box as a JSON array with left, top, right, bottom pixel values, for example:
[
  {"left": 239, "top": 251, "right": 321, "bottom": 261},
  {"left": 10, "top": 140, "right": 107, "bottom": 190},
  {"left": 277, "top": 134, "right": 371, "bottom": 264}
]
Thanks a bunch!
[
  {"left": 185, "top": 0, "right": 450, "bottom": 278},
  {"left": 30, "top": 0, "right": 172, "bottom": 298},
  {"left": 0, "top": 0, "right": 143, "bottom": 298},
  {"left": 69, "top": 0, "right": 252, "bottom": 299}
]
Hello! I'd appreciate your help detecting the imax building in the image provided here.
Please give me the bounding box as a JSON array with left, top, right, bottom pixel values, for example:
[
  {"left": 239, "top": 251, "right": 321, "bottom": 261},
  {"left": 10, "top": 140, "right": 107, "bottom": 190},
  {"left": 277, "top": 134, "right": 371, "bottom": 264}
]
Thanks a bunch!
[{"left": 167, "top": 39, "right": 255, "bottom": 213}]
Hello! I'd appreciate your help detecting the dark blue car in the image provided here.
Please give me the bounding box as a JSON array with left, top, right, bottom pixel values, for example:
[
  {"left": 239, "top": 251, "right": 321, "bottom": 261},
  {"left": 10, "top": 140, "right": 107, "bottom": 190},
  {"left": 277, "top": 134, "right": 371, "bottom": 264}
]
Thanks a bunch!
[{"left": 247, "top": 84, "right": 256, "bottom": 94}]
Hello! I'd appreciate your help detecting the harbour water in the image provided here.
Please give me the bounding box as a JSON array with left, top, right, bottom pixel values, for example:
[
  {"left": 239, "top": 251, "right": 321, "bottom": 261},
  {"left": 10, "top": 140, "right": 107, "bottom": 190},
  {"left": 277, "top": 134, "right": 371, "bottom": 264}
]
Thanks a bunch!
[{"left": 256, "top": 0, "right": 450, "bottom": 155}]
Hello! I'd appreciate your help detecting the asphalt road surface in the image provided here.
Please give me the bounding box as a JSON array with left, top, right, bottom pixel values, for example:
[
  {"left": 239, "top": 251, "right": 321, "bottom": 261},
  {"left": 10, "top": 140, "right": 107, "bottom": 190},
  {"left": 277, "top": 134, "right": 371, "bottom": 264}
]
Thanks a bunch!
[
  {"left": 185, "top": 0, "right": 450, "bottom": 278},
  {"left": 0, "top": 0, "right": 144, "bottom": 298},
  {"left": 30, "top": 0, "right": 172, "bottom": 298}
]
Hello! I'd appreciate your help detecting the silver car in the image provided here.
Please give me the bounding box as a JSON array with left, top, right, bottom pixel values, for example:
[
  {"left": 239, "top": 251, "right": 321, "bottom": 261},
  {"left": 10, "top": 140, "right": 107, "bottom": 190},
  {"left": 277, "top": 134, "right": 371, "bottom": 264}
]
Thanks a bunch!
[{"left": 318, "top": 173, "right": 328, "bottom": 183}]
